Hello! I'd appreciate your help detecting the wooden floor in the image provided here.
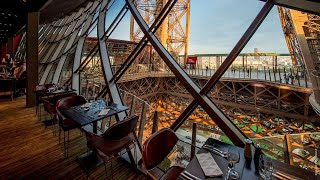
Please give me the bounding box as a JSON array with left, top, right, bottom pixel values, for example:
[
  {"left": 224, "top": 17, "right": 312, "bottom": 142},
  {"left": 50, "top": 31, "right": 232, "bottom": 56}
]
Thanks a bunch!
[{"left": 0, "top": 96, "right": 146, "bottom": 179}]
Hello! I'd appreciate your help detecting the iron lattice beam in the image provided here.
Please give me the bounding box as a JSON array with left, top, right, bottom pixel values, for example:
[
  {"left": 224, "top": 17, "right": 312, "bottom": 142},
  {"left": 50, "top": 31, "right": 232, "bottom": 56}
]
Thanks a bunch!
[
  {"left": 126, "top": 0, "right": 275, "bottom": 146},
  {"left": 260, "top": 0, "right": 320, "bottom": 15}
]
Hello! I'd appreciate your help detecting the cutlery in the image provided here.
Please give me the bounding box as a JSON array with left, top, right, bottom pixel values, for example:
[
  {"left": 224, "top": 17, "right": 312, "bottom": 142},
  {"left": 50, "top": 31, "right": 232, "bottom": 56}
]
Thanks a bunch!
[
  {"left": 180, "top": 172, "right": 193, "bottom": 180},
  {"left": 203, "top": 144, "right": 225, "bottom": 154},
  {"left": 203, "top": 145, "right": 227, "bottom": 157},
  {"left": 181, "top": 171, "right": 202, "bottom": 180}
]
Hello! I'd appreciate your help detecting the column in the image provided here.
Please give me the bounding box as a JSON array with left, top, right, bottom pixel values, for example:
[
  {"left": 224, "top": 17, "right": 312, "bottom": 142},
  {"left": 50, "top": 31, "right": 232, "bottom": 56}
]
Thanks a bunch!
[
  {"left": 216, "top": 56, "right": 220, "bottom": 68},
  {"left": 26, "top": 12, "right": 39, "bottom": 107},
  {"left": 242, "top": 56, "right": 245, "bottom": 67},
  {"left": 275, "top": 56, "right": 278, "bottom": 72}
]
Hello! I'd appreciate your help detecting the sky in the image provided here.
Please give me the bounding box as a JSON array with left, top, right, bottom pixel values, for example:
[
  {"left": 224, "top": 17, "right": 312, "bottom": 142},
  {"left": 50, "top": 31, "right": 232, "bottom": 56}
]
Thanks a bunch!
[
  {"left": 188, "top": 0, "right": 289, "bottom": 54},
  {"left": 90, "top": 0, "right": 289, "bottom": 54}
]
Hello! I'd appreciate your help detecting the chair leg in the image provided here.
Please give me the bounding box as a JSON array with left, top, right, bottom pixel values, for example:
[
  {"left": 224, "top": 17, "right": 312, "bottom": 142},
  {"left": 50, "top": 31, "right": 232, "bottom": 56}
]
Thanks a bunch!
[
  {"left": 86, "top": 170, "right": 90, "bottom": 180},
  {"left": 59, "top": 127, "right": 61, "bottom": 145},
  {"left": 51, "top": 116, "right": 55, "bottom": 136},
  {"left": 110, "top": 161, "right": 113, "bottom": 180},
  {"left": 39, "top": 105, "right": 42, "bottom": 121},
  {"left": 64, "top": 131, "right": 66, "bottom": 158},
  {"left": 104, "top": 162, "right": 107, "bottom": 174},
  {"left": 134, "top": 144, "right": 137, "bottom": 171},
  {"left": 37, "top": 105, "right": 39, "bottom": 120},
  {"left": 67, "top": 130, "right": 70, "bottom": 158}
]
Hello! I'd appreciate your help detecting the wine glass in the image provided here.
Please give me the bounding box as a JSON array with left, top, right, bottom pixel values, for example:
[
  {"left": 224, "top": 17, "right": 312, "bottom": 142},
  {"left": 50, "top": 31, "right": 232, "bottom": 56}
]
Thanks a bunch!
[
  {"left": 259, "top": 154, "right": 273, "bottom": 180},
  {"left": 226, "top": 147, "right": 240, "bottom": 180}
]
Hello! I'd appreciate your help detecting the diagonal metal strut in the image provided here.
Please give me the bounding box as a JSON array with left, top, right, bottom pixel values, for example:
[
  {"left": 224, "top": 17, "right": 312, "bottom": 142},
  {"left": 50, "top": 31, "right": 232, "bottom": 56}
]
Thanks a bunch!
[{"left": 126, "top": 0, "right": 275, "bottom": 147}]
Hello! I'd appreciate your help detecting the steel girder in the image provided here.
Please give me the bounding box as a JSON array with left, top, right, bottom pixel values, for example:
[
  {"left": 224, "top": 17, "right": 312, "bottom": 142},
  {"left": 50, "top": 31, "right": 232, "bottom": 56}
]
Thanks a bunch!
[
  {"left": 15, "top": 1, "right": 101, "bottom": 85},
  {"left": 126, "top": 0, "right": 275, "bottom": 146},
  {"left": 130, "top": 0, "right": 190, "bottom": 62},
  {"left": 72, "top": 1, "right": 100, "bottom": 94},
  {"left": 278, "top": 7, "right": 303, "bottom": 66},
  {"left": 97, "top": 0, "right": 177, "bottom": 97},
  {"left": 97, "top": 0, "right": 127, "bottom": 120},
  {"left": 260, "top": 0, "right": 320, "bottom": 16},
  {"left": 278, "top": 8, "right": 320, "bottom": 106},
  {"left": 114, "top": 75, "right": 320, "bottom": 137},
  {"left": 117, "top": 76, "right": 317, "bottom": 124},
  {"left": 14, "top": 0, "right": 320, "bottom": 146}
]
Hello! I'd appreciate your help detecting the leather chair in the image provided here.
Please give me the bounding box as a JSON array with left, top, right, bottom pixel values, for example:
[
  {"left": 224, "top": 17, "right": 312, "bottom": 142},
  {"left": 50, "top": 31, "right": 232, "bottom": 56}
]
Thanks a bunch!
[
  {"left": 34, "top": 84, "right": 55, "bottom": 120},
  {"left": 56, "top": 95, "right": 87, "bottom": 158},
  {"left": 16, "top": 71, "right": 27, "bottom": 96},
  {"left": 42, "top": 92, "right": 77, "bottom": 135},
  {"left": 84, "top": 115, "right": 139, "bottom": 178},
  {"left": 142, "top": 128, "right": 184, "bottom": 180}
]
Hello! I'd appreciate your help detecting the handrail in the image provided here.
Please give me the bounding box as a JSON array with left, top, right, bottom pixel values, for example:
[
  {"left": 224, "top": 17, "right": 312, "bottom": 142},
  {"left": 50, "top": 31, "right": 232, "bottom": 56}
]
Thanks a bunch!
[
  {"left": 252, "top": 131, "right": 319, "bottom": 140},
  {"left": 107, "top": 64, "right": 312, "bottom": 88},
  {"left": 119, "top": 89, "right": 154, "bottom": 110}
]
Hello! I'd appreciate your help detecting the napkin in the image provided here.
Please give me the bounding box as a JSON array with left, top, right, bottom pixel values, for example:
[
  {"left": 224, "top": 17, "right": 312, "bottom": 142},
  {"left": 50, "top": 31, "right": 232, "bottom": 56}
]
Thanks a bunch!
[
  {"left": 196, "top": 153, "right": 223, "bottom": 177},
  {"left": 81, "top": 103, "right": 92, "bottom": 108},
  {"left": 98, "top": 109, "right": 110, "bottom": 116}
]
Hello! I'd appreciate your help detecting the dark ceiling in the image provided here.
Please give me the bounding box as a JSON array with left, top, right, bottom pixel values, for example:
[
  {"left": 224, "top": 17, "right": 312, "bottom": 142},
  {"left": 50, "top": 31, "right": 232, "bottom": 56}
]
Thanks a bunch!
[
  {"left": 0, "top": 0, "right": 47, "bottom": 43},
  {"left": 0, "top": 0, "right": 90, "bottom": 44}
]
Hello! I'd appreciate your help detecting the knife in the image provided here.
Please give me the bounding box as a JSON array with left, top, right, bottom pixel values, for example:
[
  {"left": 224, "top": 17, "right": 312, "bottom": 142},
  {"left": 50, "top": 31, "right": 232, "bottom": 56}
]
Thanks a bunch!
[
  {"left": 203, "top": 145, "right": 227, "bottom": 157},
  {"left": 203, "top": 144, "right": 225, "bottom": 154}
]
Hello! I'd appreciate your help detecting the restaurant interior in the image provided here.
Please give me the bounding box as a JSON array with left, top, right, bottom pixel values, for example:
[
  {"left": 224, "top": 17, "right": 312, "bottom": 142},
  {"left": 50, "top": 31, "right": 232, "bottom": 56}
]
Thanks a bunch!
[{"left": 0, "top": 0, "right": 320, "bottom": 179}]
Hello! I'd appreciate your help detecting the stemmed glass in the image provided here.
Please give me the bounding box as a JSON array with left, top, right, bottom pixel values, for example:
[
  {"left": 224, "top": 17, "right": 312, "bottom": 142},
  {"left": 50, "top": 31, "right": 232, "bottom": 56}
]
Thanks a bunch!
[
  {"left": 226, "top": 147, "right": 240, "bottom": 180},
  {"left": 259, "top": 155, "right": 273, "bottom": 180}
]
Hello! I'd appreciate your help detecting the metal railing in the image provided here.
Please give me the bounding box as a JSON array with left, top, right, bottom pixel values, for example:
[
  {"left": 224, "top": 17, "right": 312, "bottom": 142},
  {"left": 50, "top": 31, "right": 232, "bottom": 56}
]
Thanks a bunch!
[
  {"left": 252, "top": 132, "right": 320, "bottom": 174},
  {"left": 110, "top": 64, "right": 312, "bottom": 88}
]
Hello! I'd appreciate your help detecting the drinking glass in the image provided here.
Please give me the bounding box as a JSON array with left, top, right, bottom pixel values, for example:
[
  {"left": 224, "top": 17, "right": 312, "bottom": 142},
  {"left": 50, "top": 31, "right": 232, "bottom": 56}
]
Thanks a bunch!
[
  {"left": 226, "top": 147, "right": 240, "bottom": 180},
  {"left": 259, "top": 155, "right": 273, "bottom": 180}
]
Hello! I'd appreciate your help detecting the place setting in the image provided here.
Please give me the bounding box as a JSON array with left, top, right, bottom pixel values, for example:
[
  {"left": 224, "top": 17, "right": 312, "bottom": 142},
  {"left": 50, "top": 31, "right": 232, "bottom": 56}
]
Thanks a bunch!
[
  {"left": 180, "top": 144, "right": 240, "bottom": 180},
  {"left": 77, "top": 99, "right": 119, "bottom": 118},
  {"left": 179, "top": 138, "right": 308, "bottom": 180},
  {"left": 61, "top": 98, "right": 128, "bottom": 129},
  {"left": 46, "top": 84, "right": 75, "bottom": 94}
]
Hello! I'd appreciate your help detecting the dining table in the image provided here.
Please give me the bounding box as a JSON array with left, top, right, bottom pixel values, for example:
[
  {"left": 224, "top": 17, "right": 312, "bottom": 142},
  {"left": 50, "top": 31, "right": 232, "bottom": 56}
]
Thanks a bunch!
[
  {"left": 0, "top": 76, "right": 16, "bottom": 100},
  {"left": 59, "top": 99, "right": 129, "bottom": 172},
  {"left": 34, "top": 87, "right": 77, "bottom": 124},
  {"left": 180, "top": 138, "right": 318, "bottom": 180},
  {"left": 34, "top": 87, "right": 77, "bottom": 103}
]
